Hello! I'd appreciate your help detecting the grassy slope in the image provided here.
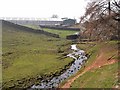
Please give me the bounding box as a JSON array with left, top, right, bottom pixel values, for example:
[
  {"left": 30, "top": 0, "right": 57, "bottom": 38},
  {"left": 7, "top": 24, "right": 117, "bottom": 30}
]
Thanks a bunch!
[
  {"left": 71, "top": 63, "right": 118, "bottom": 88},
  {"left": 22, "top": 24, "right": 42, "bottom": 30},
  {"left": 2, "top": 22, "right": 73, "bottom": 88},
  {"left": 42, "top": 28, "right": 79, "bottom": 38},
  {"left": 70, "top": 41, "right": 119, "bottom": 88}
]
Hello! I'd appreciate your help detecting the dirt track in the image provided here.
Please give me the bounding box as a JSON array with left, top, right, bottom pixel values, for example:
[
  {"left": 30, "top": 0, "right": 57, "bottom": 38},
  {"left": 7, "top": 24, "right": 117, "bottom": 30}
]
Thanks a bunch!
[{"left": 61, "top": 52, "right": 118, "bottom": 88}]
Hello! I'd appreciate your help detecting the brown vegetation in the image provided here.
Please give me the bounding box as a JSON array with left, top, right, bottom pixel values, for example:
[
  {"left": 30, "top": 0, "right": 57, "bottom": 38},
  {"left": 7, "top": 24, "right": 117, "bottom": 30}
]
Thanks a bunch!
[{"left": 79, "top": 0, "right": 120, "bottom": 41}]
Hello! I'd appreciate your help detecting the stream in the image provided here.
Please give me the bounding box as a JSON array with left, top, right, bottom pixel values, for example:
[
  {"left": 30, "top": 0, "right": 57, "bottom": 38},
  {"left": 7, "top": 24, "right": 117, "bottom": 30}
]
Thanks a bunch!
[{"left": 31, "top": 44, "right": 87, "bottom": 88}]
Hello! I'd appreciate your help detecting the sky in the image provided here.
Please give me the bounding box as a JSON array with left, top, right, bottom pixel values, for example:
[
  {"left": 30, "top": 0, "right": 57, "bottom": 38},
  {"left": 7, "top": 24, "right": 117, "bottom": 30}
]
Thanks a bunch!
[{"left": 0, "top": 0, "right": 88, "bottom": 21}]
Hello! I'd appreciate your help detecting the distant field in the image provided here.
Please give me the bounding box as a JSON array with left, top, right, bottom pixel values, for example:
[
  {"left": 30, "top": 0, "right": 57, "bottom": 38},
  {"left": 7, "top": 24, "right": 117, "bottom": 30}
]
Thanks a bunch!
[
  {"left": 42, "top": 28, "right": 79, "bottom": 38},
  {"left": 2, "top": 21, "right": 73, "bottom": 88},
  {"left": 22, "top": 24, "right": 42, "bottom": 30}
]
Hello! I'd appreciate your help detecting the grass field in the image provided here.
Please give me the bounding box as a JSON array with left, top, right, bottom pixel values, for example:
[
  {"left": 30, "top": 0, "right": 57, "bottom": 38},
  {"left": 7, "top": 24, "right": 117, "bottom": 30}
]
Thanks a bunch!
[
  {"left": 42, "top": 28, "right": 79, "bottom": 38},
  {"left": 71, "top": 62, "right": 118, "bottom": 88},
  {"left": 70, "top": 41, "right": 119, "bottom": 88},
  {"left": 2, "top": 21, "right": 119, "bottom": 88},
  {"left": 22, "top": 24, "right": 42, "bottom": 30},
  {"left": 2, "top": 21, "right": 74, "bottom": 88},
  {"left": 59, "top": 41, "right": 119, "bottom": 88}
]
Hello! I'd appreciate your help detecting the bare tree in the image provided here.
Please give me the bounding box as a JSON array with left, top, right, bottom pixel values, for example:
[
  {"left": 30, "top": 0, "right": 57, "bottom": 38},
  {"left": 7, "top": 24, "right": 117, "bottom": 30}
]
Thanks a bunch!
[{"left": 79, "top": 0, "right": 119, "bottom": 41}]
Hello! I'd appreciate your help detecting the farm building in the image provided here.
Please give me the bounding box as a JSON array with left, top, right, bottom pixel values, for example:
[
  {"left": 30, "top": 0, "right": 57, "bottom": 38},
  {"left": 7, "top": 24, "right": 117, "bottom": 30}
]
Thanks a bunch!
[
  {"left": 8, "top": 20, "right": 63, "bottom": 26},
  {"left": 62, "top": 19, "right": 76, "bottom": 26},
  {"left": 1, "top": 17, "right": 77, "bottom": 27}
]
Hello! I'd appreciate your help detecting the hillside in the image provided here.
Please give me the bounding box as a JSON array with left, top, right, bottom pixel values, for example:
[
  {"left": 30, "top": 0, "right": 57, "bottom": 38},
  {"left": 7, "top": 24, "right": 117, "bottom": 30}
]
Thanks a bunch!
[
  {"left": 2, "top": 20, "right": 74, "bottom": 88},
  {"left": 2, "top": 20, "right": 59, "bottom": 38},
  {"left": 2, "top": 20, "right": 119, "bottom": 89},
  {"left": 60, "top": 41, "right": 119, "bottom": 88}
]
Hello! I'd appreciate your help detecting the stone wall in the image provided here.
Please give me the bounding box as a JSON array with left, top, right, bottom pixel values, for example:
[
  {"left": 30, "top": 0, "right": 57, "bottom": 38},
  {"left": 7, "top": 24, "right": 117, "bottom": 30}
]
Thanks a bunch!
[
  {"left": 66, "top": 35, "right": 79, "bottom": 40},
  {"left": 40, "top": 25, "right": 80, "bottom": 31},
  {"left": 2, "top": 20, "right": 59, "bottom": 38}
]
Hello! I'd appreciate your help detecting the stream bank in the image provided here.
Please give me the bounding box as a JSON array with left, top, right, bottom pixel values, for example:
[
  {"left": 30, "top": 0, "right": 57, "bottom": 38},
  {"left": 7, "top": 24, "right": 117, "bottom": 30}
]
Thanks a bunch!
[{"left": 31, "top": 44, "right": 88, "bottom": 88}]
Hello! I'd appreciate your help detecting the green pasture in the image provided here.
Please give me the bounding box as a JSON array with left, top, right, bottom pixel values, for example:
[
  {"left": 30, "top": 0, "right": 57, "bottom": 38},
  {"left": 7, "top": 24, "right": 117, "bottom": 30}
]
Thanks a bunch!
[
  {"left": 42, "top": 28, "right": 79, "bottom": 38},
  {"left": 2, "top": 22, "right": 73, "bottom": 88}
]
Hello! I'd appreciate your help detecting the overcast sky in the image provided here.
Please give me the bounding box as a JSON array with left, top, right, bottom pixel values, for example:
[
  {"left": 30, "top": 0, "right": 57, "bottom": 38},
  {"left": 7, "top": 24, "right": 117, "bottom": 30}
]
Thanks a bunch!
[{"left": 0, "top": 0, "right": 88, "bottom": 20}]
